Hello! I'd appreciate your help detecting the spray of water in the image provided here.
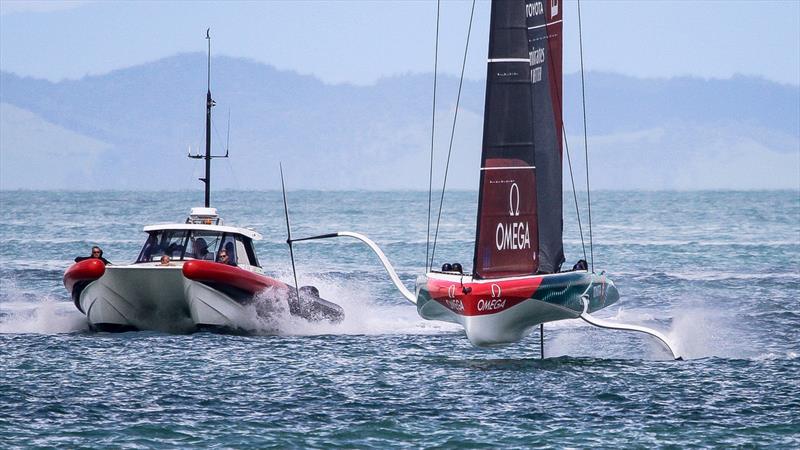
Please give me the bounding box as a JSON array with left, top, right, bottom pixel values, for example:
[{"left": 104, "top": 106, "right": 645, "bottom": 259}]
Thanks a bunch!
[
  {"left": 543, "top": 303, "right": 754, "bottom": 361},
  {"left": 247, "top": 270, "right": 459, "bottom": 337},
  {"left": 0, "top": 278, "right": 88, "bottom": 334},
  {"left": 0, "top": 270, "right": 457, "bottom": 337},
  {"left": 3, "top": 270, "right": 766, "bottom": 361},
  {"left": 665, "top": 307, "right": 753, "bottom": 360}
]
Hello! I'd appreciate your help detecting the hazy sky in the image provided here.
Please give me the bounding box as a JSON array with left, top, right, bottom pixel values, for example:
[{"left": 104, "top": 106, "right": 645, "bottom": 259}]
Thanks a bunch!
[{"left": 1, "top": 0, "right": 798, "bottom": 86}]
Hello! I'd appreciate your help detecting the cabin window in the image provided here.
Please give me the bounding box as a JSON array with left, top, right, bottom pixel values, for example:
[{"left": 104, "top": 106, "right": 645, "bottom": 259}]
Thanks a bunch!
[
  {"left": 186, "top": 232, "right": 222, "bottom": 261},
  {"left": 136, "top": 230, "right": 228, "bottom": 263},
  {"left": 135, "top": 230, "right": 256, "bottom": 265},
  {"left": 136, "top": 230, "right": 189, "bottom": 262},
  {"left": 238, "top": 236, "right": 260, "bottom": 268}
]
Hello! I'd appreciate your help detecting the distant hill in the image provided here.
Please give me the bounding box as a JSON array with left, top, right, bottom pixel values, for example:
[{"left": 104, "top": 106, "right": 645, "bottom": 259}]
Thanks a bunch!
[{"left": 1, "top": 53, "right": 798, "bottom": 190}]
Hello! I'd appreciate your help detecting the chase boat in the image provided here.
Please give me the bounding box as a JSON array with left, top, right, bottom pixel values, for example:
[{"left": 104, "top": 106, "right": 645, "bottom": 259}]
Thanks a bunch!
[
  {"left": 64, "top": 207, "right": 343, "bottom": 333},
  {"left": 63, "top": 30, "right": 343, "bottom": 333}
]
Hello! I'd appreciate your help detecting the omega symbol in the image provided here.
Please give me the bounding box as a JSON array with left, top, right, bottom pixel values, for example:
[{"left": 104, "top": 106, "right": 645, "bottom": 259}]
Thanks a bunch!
[
  {"left": 447, "top": 285, "right": 457, "bottom": 299},
  {"left": 509, "top": 182, "right": 520, "bottom": 217},
  {"left": 491, "top": 284, "right": 501, "bottom": 298}
]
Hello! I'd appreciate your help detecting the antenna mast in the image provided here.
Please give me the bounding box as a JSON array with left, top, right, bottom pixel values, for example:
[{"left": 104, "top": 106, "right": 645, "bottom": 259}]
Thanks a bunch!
[
  {"left": 203, "top": 28, "right": 214, "bottom": 207},
  {"left": 189, "top": 28, "right": 227, "bottom": 207}
]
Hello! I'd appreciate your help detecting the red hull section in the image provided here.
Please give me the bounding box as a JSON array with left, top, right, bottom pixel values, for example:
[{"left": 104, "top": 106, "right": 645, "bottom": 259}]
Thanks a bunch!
[
  {"left": 182, "top": 260, "right": 287, "bottom": 295},
  {"left": 63, "top": 259, "right": 106, "bottom": 292},
  {"left": 426, "top": 276, "right": 543, "bottom": 317}
]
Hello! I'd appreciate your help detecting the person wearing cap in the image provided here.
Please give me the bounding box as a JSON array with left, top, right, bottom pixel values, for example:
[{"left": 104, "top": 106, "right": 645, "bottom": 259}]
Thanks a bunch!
[{"left": 74, "top": 246, "right": 112, "bottom": 265}]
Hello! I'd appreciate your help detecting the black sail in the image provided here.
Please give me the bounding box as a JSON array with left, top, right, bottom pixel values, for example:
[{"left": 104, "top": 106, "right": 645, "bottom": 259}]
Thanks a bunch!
[{"left": 472, "top": 0, "right": 564, "bottom": 278}]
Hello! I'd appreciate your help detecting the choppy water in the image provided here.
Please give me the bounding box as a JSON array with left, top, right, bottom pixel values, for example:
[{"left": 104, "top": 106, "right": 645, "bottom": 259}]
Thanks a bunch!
[{"left": 1, "top": 190, "right": 798, "bottom": 447}]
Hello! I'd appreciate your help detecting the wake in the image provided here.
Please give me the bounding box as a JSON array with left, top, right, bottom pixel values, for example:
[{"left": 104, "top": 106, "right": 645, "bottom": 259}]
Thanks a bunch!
[
  {"left": 247, "top": 270, "right": 457, "bottom": 337},
  {"left": 0, "top": 271, "right": 457, "bottom": 337}
]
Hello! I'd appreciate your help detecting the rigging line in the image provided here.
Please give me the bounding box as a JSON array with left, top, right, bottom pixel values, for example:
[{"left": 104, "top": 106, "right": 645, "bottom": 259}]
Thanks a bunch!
[
  {"left": 426, "top": 0, "right": 441, "bottom": 273},
  {"left": 562, "top": 124, "right": 587, "bottom": 263},
  {"left": 185, "top": 144, "right": 199, "bottom": 190},
  {"left": 225, "top": 109, "right": 231, "bottom": 156},
  {"left": 537, "top": 7, "right": 585, "bottom": 268},
  {"left": 279, "top": 163, "right": 302, "bottom": 307},
  {"left": 222, "top": 143, "right": 241, "bottom": 191},
  {"left": 430, "top": 0, "right": 476, "bottom": 270},
  {"left": 577, "top": 0, "right": 594, "bottom": 272},
  {"left": 210, "top": 109, "right": 230, "bottom": 157},
  {"left": 212, "top": 118, "right": 224, "bottom": 153}
]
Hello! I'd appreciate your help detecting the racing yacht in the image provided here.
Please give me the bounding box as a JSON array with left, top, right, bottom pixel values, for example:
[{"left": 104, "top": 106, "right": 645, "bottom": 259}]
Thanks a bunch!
[{"left": 287, "top": 0, "right": 679, "bottom": 358}]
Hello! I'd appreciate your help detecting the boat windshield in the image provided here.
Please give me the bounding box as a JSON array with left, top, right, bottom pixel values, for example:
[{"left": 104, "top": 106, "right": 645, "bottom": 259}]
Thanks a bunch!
[
  {"left": 136, "top": 229, "right": 259, "bottom": 267},
  {"left": 137, "top": 230, "right": 222, "bottom": 263},
  {"left": 136, "top": 230, "right": 261, "bottom": 267}
]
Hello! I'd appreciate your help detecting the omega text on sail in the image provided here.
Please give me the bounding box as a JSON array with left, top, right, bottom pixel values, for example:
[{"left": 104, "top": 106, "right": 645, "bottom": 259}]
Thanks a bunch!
[{"left": 495, "top": 221, "right": 531, "bottom": 251}]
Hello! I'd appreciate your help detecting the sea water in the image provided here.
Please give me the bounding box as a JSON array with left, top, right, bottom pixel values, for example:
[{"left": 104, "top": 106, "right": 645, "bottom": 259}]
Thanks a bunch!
[{"left": 1, "top": 190, "right": 798, "bottom": 447}]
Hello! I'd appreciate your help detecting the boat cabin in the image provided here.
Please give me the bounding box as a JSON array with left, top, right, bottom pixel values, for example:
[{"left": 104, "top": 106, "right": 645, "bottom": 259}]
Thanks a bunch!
[{"left": 135, "top": 207, "right": 263, "bottom": 272}]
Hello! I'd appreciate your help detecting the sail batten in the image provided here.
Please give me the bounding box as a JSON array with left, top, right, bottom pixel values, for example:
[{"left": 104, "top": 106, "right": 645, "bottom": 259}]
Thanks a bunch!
[
  {"left": 481, "top": 166, "right": 535, "bottom": 171},
  {"left": 472, "top": 0, "right": 563, "bottom": 279},
  {"left": 488, "top": 58, "right": 531, "bottom": 63}
]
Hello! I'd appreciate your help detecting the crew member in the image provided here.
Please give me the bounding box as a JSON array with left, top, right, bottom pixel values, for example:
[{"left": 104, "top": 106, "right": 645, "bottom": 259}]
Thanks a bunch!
[
  {"left": 75, "top": 246, "right": 111, "bottom": 265},
  {"left": 217, "top": 250, "right": 236, "bottom": 266}
]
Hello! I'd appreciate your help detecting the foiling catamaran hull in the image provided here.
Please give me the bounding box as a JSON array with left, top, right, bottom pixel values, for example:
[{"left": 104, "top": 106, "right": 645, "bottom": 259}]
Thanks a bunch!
[
  {"left": 416, "top": 271, "right": 618, "bottom": 346},
  {"left": 289, "top": 231, "right": 679, "bottom": 358},
  {"left": 64, "top": 258, "right": 343, "bottom": 333}
]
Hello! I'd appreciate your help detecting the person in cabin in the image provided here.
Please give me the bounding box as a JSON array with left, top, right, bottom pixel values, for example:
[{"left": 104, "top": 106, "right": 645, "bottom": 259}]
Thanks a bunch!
[
  {"left": 75, "top": 246, "right": 112, "bottom": 265},
  {"left": 142, "top": 234, "right": 161, "bottom": 260},
  {"left": 216, "top": 250, "right": 236, "bottom": 266},
  {"left": 223, "top": 241, "right": 237, "bottom": 265},
  {"left": 193, "top": 238, "right": 211, "bottom": 260},
  {"left": 164, "top": 242, "right": 183, "bottom": 257},
  {"left": 159, "top": 255, "right": 173, "bottom": 266}
]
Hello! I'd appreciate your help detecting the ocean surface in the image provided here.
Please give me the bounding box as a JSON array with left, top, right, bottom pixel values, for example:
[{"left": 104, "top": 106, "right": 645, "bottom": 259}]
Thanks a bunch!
[{"left": 1, "top": 190, "right": 798, "bottom": 448}]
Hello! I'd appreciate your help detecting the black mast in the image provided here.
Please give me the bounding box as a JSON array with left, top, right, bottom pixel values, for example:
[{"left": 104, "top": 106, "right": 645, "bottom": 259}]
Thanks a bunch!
[
  {"left": 189, "top": 28, "right": 223, "bottom": 207},
  {"left": 204, "top": 28, "right": 214, "bottom": 207}
]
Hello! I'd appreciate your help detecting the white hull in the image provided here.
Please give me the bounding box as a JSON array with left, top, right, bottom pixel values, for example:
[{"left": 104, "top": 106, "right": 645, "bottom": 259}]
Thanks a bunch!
[
  {"left": 415, "top": 271, "right": 616, "bottom": 347},
  {"left": 418, "top": 294, "right": 579, "bottom": 346},
  {"left": 79, "top": 264, "right": 253, "bottom": 333}
]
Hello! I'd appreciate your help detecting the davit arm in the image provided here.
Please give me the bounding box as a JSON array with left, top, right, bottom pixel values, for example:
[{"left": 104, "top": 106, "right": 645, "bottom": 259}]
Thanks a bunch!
[{"left": 290, "top": 231, "right": 417, "bottom": 304}]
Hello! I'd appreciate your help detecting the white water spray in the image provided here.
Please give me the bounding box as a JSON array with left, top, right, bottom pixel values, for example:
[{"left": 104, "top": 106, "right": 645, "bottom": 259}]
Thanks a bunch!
[
  {"left": 249, "top": 269, "right": 458, "bottom": 337},
  {"left": 0, "top": 285, "right": 88, "bottom": 335}
]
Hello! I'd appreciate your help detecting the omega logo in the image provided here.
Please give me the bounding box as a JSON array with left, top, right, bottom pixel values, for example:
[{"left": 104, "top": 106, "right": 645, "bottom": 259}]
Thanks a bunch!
[
  {"left": 478, "top": 284, "right": 507, "bottom": 312},
  {"left": 496, "top": 181, "right": 531, "bottom": 251},
  {"left": 509, "top": 182, "right": 520, "bottom": 217},
  {"left": 447, "top": 285, "right": 456, "bottom": 299}
]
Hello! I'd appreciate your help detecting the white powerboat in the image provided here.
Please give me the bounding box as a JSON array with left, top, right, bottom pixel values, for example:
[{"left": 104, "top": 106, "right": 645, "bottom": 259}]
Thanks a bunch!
[
  {"left": 63, "top": 30, "right": 343, "bottom": 333},
  {"left": 64, "top": 207, "right": 343, "bottom": 332}
]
